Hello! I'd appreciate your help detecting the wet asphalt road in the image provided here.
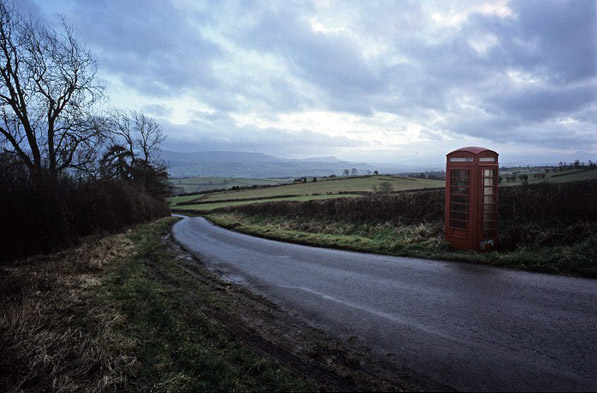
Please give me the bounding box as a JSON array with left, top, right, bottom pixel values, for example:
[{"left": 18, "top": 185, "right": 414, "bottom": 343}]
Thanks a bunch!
[{"left": 172, "top": 216, "right": 597, "bottom": 391}]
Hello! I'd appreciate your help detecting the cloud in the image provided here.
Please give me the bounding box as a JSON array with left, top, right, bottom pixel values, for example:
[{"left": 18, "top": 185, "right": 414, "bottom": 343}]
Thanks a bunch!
[
  {"left": 60, "top": 1, "right": 223, "bottom": 97},
  {"left": 162, "top": 116, "right": 363, "bottom": 158},
  {"left": 30, "top": 0, "right": 597, "bottom": 166}
]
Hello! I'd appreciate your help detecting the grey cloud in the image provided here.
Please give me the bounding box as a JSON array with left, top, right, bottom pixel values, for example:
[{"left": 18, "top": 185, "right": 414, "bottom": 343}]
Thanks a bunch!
[
  {"left": 511, "top": 0, "right": 596, "bottom": 84},
  {"left": 142, "top": 104, "right": 171, "bottom": 118},
  {"left": 241, "top": 8, "right": 384, "bottom": 114},
  {"left": 64, "top": 0, "right": 222, "bottom": 96},
  {"left": 486, "top": 84, "right": 596, "bottom": 122},
  {"left": 31, "top": 0, "right": 596, "bottom": 162}
]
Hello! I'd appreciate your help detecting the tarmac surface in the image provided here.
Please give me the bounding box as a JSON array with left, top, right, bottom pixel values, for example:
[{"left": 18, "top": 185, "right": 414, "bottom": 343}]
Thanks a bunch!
[{"left": 173, "top": 216, "right": 597, "bottom": 391}]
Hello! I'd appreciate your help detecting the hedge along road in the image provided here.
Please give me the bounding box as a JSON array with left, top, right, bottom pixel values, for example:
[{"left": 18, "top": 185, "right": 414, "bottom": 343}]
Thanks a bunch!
[{"left": 172, "top": 216, "right": 597, "bottom": 392}]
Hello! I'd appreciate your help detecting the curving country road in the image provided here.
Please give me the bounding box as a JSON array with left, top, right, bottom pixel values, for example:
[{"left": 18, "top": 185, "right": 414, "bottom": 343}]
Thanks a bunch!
[{"left": 172, "top": 216, "right": 597, "bottom": 391}]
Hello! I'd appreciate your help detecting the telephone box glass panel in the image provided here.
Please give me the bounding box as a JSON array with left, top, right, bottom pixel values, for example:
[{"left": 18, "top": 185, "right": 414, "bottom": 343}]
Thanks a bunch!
[
  {"left": 450, "top": 169, "right": 470, "bottom": 230},
  {"left": 481, "top": 169, "right": 498, "bottom": 240}
]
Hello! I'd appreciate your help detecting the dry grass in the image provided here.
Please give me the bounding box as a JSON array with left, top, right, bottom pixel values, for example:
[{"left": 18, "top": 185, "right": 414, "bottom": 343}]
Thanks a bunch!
[{"left": 0, "top": 234, "right": 138, "bottom": 392}]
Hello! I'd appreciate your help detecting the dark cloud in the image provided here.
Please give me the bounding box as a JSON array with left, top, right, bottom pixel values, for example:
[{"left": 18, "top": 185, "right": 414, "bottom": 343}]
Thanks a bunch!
[
  {"left": 512, "top": 0, "right": 596, "bottom": 83},
  {"left": 30, "top": 0, "right": 597, "bottom": 164},
  {"left": 239, "top": 8, "right": 385, "bottom": 115},
  {"left": 487, "top": 84, "right": 596, "bottom": 122},
  {"left": 62, "top": 1, "right": 222, "bottom": 96}
]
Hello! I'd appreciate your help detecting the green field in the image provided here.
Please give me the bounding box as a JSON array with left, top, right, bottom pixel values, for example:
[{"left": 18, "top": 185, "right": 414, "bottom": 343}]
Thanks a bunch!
[
  {"left": 500, "top": 167, "right": 597, "bottom": 186},
  {"left": 174, "top": 194, "right": 362, "bottom": 212},
  {"left": 169, "top": 176, "right": 292, "bottom": 194},
  {"left": 169, "top": 175, "right": 444, "bottom": 209},
  {"left": 203, "top": 180, "right": 597, "bottom": 276}
]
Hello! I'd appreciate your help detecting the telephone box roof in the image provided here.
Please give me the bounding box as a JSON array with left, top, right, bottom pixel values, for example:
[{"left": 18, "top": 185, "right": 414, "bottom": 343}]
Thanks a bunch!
[{"left": 447, "top": 146, "right": 498, "bottom": 156}]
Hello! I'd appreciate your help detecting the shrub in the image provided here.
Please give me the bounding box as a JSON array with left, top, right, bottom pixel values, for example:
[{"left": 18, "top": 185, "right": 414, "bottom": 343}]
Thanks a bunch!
[
  {"left": 218, "top": 180, "right": 597, "bottom": 226},
  {"left": 0, "top": 160, "right": 170, "bottom": 263}
]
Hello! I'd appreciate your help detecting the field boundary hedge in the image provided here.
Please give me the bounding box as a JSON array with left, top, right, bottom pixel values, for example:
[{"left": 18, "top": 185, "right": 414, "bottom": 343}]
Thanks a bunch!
[{"left": 216, "top": 180, "right": 597, "bottom": 224}]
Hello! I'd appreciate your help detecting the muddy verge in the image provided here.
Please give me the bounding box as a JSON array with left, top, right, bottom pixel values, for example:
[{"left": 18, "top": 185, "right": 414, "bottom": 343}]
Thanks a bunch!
[{"left": 163, "top": 231, "right": 452, "bottom": 392}]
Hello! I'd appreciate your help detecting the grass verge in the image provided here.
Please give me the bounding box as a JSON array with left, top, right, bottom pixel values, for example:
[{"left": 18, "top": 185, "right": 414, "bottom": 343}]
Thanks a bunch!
[
  {"left": 0, "top": 218, "right": 318, "bottom": 392},
  {"left": 2, "top": 217, "right": 422, "bottom": 392},
  {"left": 0, "top": 232, "right": 139, "bottom": 392},
  {"left": 204, "top": 212, "right": 597, "bottom": 277},
  {"left": 103, "top": 217, "right": 317, "bottom": 392}
]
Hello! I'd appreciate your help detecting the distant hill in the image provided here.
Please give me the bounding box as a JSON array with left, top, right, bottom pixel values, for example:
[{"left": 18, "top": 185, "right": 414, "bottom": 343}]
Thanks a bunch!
[{"left": 160, "top": 150, "right": 384, "bottom": 178}]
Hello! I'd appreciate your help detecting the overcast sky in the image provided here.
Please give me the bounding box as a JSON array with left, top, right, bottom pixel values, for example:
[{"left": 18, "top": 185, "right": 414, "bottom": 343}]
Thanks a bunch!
[{"left": 25, "top": 0, "right": 597, "bottom": 167}]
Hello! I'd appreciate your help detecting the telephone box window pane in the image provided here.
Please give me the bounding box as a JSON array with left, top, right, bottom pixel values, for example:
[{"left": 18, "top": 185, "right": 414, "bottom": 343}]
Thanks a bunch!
[
  {"left": 483, "top": 204, "right": 495, "bottom": 213},
  {"left": 451, "top": 186, "right": 469, "bottom": 195},
  {"left": 451, "top": 203, "right": 468, "bottom": 212},
  {"left": 451, "top": 169, "right": 469, "bottom": 179},
  {"left": 483, "top": 169, "right": 497, "bottom": 177},
  {"left": 483, "top": 186, "right": 496, "bottom": 196},
  {"left": 452, "top": 195, "right": 469, "bottom": 204},
  {"left": 451, "top": 220, "right": 467, "bottom": 229},
  {"left": 484, "top": 195, "right": 495, "bottom": 204},
  {"left": 483, "top": 177, "right": 497, "bottom": 186},
  {"left": 483, "top": 213, "right": 496, "bottom": 222},
  {"left": 452, "top": 177, "right": 470, "bottom": 186},
  {"left": 451, "top": 211, "right": 468, "bottom": 220}
]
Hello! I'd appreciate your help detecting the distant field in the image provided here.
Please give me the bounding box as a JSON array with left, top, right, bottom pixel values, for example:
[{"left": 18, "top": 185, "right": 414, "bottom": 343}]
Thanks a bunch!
[
  {"left": 189, "top": 176, "right": 443, "bottom": 203},
  {"left": 173, "top": 194, "right": 362, "bottom": 212},
  {"left": 548, "top": 168, "right": 597, "bottom": 183},
  {"left": 500, "top": 167, "right": 597, "bottom": 186},
  {"left": 169, "top": 176, "right": 292, "bottom": 194},
  {"left": 169, "top": 175, "right": 445, "bottom": 211}
]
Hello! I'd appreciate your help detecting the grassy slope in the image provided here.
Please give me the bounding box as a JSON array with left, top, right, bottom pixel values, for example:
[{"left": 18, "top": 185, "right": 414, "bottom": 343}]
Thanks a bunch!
[
  {"left": 169, "top": 175, "right": 445, "bottom": 212},
  {"left": 200, "top": 175, "right": 444, "bottom": 202},
  {"left": 170, "top": 176, "right": 291, "bottom": 194},
  {"left": 548, "top": 168, "right": 597, "bottom": 183},
  {"left": 0, "top": 218, "right": 318, "bottom": 392},
  {"left": 205, "top": 212, "right": 597, "bottom": 276},
  {"left": 501, "top": 167, "right": 597, "bottom": 186},
  {"left": 174, "top": 194, "right": 362, "bottom": 212},
  {"left": 105, "top": 218, "right": 317, "bottom": 391}
]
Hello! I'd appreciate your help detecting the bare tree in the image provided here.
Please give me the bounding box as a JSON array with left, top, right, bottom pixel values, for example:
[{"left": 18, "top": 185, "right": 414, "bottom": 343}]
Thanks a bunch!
[
  {"left": 100, "top": 111, "right": 169, "bottom": 197},
  {"left": 0, "top": 1, "right": 104, "bottom": 185},
  {"left": 104, "top": 111, "right": 165, "bottom": 164}
]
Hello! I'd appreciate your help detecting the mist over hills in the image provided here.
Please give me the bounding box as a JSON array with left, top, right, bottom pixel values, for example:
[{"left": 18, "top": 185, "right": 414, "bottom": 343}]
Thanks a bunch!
[{"left": 160, "top": 150, "right": 391, "bottom": 178}]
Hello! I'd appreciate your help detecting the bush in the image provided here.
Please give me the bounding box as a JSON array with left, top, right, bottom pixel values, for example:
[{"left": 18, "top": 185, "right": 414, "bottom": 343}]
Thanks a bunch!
[
  {"left": 217, "top": 189, "right": 445, "bottom": 224},
  {"left": 219, "top": 181, "right": 597, "bottom": 226},
  {"left": 0, "top": 160, "right": 170, "bottom": 263}
]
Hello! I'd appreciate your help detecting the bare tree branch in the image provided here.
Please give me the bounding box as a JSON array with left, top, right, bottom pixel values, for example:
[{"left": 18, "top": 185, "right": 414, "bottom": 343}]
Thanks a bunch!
[{"left": 0, "top": 0, "right": 104, "bottom": 184}]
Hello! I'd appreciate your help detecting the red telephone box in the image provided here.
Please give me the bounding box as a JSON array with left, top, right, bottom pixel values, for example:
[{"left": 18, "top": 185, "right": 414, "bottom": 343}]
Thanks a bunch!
[{"left": 445, "top": 147, "right": 499, "bottom": 251}]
